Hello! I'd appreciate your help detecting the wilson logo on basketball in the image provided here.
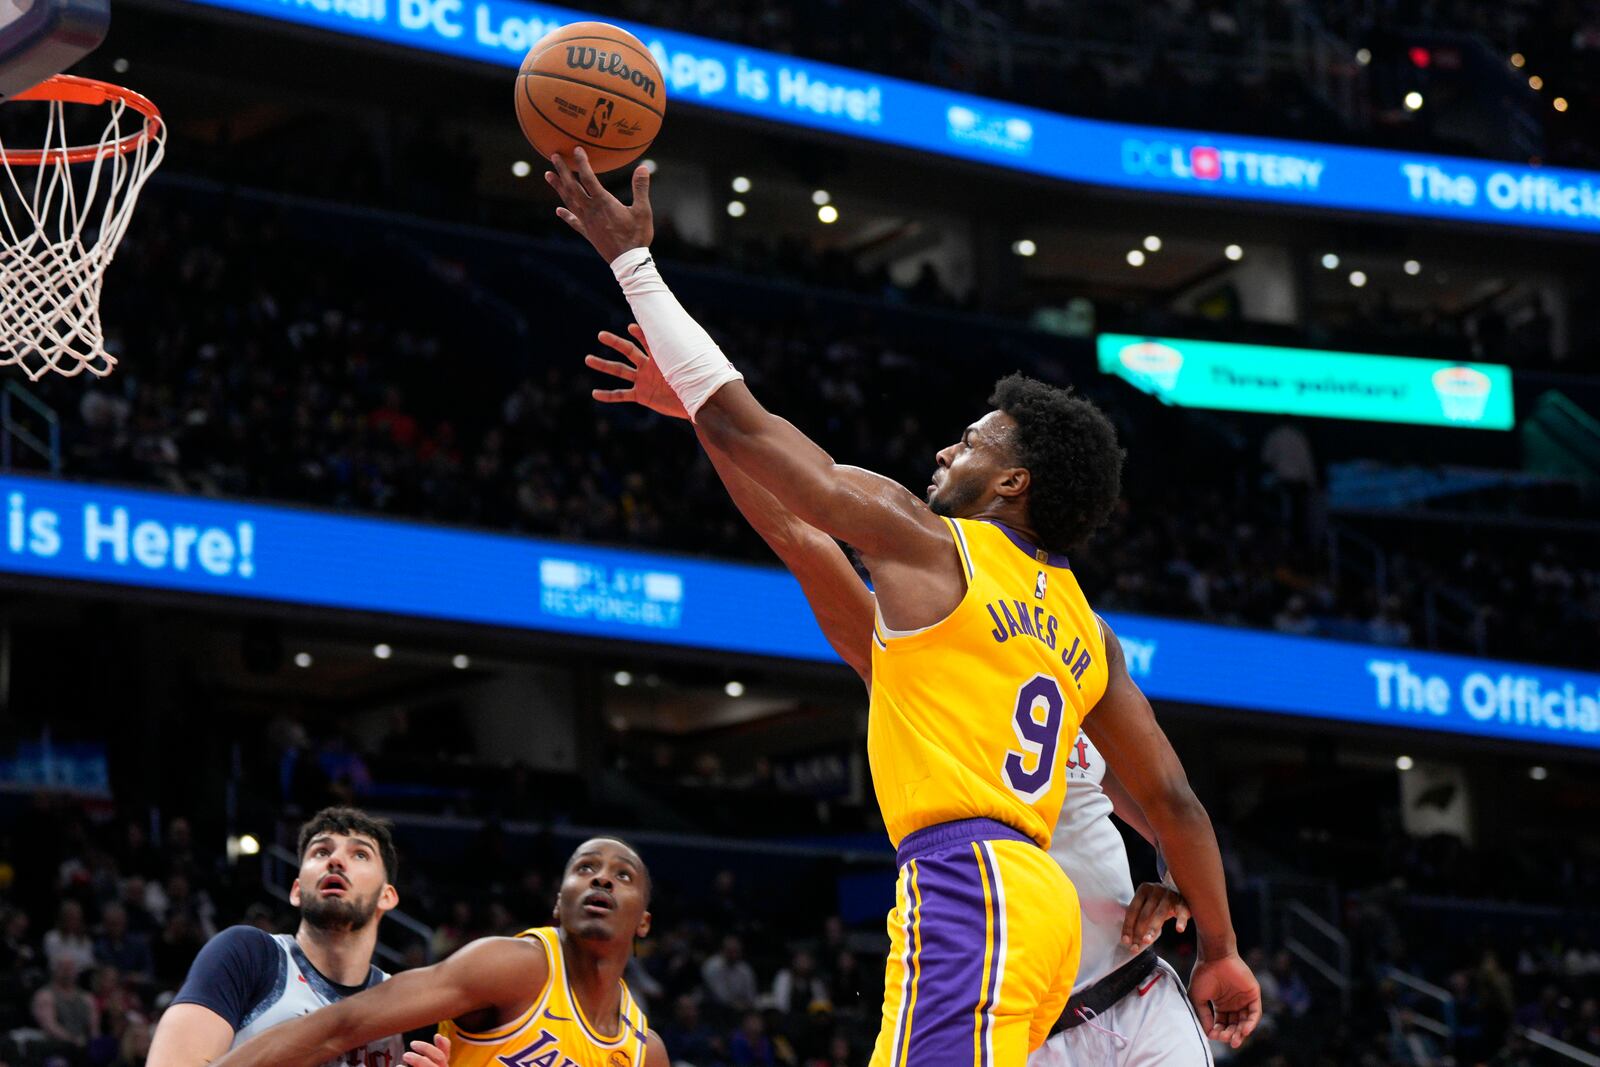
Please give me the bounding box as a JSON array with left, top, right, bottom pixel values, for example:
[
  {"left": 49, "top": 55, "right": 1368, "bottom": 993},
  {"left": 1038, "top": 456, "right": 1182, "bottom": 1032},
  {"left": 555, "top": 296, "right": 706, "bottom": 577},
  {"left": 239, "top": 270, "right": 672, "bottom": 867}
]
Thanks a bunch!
[
  {"left": 587, "top": 97, "right": 615, "bottom": 137},
  {"left": 564, "top": 47, "right": 659, "bottom": 98}
]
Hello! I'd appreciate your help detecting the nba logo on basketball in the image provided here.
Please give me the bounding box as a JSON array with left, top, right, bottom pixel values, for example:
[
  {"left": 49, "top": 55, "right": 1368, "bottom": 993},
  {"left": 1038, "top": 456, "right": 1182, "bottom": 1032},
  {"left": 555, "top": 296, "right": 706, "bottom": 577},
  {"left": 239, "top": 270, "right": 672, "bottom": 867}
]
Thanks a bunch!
[{"left": 587, "top": 97, "right": 615, "bottom": 137}]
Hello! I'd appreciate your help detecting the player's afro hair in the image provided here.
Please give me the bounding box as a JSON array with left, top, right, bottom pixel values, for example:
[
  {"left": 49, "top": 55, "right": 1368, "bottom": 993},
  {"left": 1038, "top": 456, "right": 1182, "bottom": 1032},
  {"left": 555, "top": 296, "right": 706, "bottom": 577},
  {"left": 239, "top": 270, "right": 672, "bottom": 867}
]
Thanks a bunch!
[{"left": 989, "top": 374, "right": 1123, "bottom": 556}]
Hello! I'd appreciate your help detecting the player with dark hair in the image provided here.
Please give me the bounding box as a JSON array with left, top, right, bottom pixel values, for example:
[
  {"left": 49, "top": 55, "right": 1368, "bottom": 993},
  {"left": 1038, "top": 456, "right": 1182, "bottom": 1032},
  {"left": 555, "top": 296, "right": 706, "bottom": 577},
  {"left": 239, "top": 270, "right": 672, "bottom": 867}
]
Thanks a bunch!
[
  {"left": 149, "top": 806, "right": 448, "bottom": 1067},
  {"left": 589, "top": 329, "right": 1244, "bottom": 1066},
  {"left": 207, "top": 837, "right": 667, "bottom": 1067},
  {"left": 550, "top": 147, "right": 1260, "bottom": 1067}
]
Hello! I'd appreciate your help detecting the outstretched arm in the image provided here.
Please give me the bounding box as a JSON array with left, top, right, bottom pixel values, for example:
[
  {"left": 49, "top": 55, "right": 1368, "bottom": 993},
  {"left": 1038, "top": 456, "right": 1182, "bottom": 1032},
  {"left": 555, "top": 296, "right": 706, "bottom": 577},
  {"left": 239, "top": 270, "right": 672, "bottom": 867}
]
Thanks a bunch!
[
  {"left": 548, "top": 152, "right": 950, "bottom": 573},
  {"left": 589, "top": 327, "right": 875, "bottom": 682},
  {"left": 206, "top": 938, "right": 545, "bottom": 1067},
  {"left": 1082, "top": 621, "right": 1261, "bottom": 1047}
]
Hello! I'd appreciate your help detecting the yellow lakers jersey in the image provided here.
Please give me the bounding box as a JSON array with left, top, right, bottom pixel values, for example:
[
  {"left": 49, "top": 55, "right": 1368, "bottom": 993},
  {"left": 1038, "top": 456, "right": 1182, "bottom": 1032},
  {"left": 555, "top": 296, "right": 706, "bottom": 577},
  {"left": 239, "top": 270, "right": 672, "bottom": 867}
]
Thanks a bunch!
[
  {"left": 441, "top": 928, "right": 648, "bottom": 1067},
  {"left": 868, "top": 517, "right": 1109, "bottom": 849}
]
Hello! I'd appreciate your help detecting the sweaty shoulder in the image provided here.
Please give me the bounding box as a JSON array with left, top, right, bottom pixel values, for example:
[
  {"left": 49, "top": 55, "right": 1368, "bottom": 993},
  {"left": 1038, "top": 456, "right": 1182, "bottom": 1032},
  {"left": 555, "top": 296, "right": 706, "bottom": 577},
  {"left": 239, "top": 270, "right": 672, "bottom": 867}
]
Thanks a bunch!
[{"left": 170, "top": 926, "right": 282, "bottom": 1030}]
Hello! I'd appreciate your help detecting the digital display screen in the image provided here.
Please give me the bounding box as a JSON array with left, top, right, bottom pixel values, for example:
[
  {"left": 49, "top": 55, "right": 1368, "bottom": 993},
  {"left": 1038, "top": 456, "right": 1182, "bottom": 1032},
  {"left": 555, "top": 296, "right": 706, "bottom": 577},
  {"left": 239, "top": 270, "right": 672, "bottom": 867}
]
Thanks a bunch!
[
  {"left": 1, "top": 474, "right": 1595, "bottom": 751},
  {"left": 164, "top": 0, "right": 1600, "bottom": 234},
  {"left": 1098, "top": 334, "right": 1515, "bottom": 429}
]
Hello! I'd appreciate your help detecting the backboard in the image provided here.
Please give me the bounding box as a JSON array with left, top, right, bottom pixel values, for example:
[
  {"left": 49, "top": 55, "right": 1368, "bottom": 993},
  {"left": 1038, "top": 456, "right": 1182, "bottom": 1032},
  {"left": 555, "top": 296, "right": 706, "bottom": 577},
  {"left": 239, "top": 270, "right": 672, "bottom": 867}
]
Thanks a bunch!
[{"left": 0, "top": 0, "right": 107, "bottom": 100}]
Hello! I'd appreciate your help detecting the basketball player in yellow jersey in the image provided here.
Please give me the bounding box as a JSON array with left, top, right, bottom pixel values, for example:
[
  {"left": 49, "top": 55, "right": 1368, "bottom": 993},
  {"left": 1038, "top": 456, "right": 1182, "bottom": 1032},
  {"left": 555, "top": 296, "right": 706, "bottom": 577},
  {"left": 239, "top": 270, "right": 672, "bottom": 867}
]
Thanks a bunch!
[
  {"left": 206, "top": 838, "right": 667, "bottom": 1067},
  {"left": 550, "top": 155, "right": 1262, "bottom": 1067}
]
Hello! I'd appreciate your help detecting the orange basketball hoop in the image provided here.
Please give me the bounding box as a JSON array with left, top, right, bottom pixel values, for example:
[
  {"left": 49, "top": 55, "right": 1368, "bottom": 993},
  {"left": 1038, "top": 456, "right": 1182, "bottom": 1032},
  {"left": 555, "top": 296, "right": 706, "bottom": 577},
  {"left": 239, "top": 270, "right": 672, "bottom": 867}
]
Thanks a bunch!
[{"left": 0, "top": 73, "right": 165, "bottom": 379}]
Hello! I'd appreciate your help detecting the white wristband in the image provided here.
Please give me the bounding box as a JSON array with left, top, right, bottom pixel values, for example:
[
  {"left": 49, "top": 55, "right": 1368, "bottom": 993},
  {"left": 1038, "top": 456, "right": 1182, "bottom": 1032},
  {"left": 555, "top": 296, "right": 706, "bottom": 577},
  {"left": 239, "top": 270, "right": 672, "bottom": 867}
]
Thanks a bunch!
[{"left": 609, "top": 247, "right": 743, "bottom": 419}]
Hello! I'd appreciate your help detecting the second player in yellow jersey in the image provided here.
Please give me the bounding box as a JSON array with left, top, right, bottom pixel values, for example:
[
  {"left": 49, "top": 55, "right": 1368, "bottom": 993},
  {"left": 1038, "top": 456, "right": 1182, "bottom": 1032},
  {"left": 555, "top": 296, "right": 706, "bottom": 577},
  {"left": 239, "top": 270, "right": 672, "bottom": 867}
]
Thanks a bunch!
[{"left": 442, "top": 926, "right": 649, "bottom": 1067}]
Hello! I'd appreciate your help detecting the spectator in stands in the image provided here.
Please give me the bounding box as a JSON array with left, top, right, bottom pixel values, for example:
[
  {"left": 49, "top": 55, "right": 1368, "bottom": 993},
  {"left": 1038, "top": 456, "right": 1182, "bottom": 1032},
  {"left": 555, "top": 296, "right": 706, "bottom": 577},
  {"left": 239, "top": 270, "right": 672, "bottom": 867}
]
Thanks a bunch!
[
  {"left": 770, "top": 949, "right": 829, "bottom": 1015},
  {"left": 159, "top": 872, "right": 216, "bottom": 940},
  {"left": 90, "top": 965, "right": 140, "bottom": 1042},
  {"left": 94, "top": 904, "right": 154, "bottom": 985},
  {"left": 162, "top": 817, "right": 198, "bottom": 880},
  {"left": 31, "top": 957, "right": 101, "bottom": 1057},
  {"left": 113, "top": 821, "right": 159, "bottom": 882},
  {"left": 153, "top": 911, "right": 208, "bottom": 988},
  {"left": 1, "top": 907, "right": 42, "bottom": 989},
  {"left": 1269, "top": 951, "right": 1312, "bottom": 1019},
  {"left": 729, "top": 1011, "right": 776, "bottom": 1067},
  {"left": 702, "top": 935, "right": 759, "bottom": 1017},
  {"left": 659, "top": 993, "right": 721, "bottom": 1066},
  {"left": 1367, "top": 595, "right": 1413, "bottom": 646},
  {"left": 115, "top": 877, "right": 158, "bottom": 938},
  {"left": 429, "top": 899, "right": 475, "bottom": 960},
  {"left": 115, "top": 1013, "right": 154, "bottom": 1067},
  {"left": 1273, "top": 595, "right": 1318, "bottom": 637},
  {"left": 44, "top": 900, "right": 97, "bottom": 979}
]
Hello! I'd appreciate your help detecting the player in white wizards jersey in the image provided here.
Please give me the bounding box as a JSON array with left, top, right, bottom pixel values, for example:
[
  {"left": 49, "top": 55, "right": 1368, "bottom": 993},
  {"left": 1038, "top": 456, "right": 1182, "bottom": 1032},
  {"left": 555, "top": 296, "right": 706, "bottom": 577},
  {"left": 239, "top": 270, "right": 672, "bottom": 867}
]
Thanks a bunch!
[
  {"left": 1031, "top": 732, "right": 1215, "bottom": 1066},
  {"left": 148, "top": 807, "right": 449, "bottom": 1067}
]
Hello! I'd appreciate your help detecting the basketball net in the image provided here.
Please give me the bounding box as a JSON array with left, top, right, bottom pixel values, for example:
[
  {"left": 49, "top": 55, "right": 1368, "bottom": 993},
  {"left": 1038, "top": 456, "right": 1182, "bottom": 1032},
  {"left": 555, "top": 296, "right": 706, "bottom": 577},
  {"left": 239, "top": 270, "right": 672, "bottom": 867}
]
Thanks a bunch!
[{"left": 0, "top": 74, "right": 165, "bottom": 379}]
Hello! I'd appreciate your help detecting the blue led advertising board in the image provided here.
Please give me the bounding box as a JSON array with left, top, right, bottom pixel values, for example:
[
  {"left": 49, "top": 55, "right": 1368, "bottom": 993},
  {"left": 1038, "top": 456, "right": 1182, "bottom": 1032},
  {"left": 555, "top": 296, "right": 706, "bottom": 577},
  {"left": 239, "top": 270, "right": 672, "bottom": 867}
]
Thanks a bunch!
[{"left": 1, "top": 475, "right": 1595, "bottom": 751}]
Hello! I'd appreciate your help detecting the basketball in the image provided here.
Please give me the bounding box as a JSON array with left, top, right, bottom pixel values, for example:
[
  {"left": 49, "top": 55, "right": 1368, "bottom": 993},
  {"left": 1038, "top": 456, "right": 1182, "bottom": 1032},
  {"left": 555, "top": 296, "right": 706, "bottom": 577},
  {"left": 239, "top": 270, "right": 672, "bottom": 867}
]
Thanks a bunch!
[{"left": 515, "top": 22, "right": 665, "bottom": 175}]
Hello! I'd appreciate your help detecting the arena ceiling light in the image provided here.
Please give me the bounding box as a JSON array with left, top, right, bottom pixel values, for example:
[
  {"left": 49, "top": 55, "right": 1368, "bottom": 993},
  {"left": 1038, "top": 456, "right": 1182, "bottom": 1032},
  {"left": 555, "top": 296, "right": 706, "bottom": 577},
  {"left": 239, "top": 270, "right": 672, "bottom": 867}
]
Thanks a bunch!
[
  {"left": 1321, "top": 252, "right": 1340, "bottom": 269},
  {"left": 1224, "top": 244, "right": 1244, "bottom": 261},
  {"left": 1355, "top": 48, "right": 1372, "bottom": 65},
  {"left": 238, "top": 834, "right": 261, "bottom": 856},
  {"left": 1404, "top": 259, "right": 1422, "bottom": 275},
  {"left": 373, "top": 643, "right": 393, "bottom": 660},
  {"left": 1143, "top": 235, "right": 1162, "bottom": 252},
  {"left": 511, "top": 160, "right": 532, "bottom": 178},
  {"left": 1011, "top": 239, "right": 1037, "bottom": 257},
  {"left": 726, "top": 200, "right": 747, "bottom": 218},
  {"left": 613, "top": 670, "right": 634, "bottom": 686},
  {"left": 1404, "top": 91, "right": 1425, "bottom": 111},
  {"left": 1529, "top": 75, "right": 1544, "bottom": 90},
  {"left": 452, "top": 654, "right": 471, "bottom": 670},
  {"left": 640, "top": 159, "right": 658, "bottom": 174},
  {"left": 731, "top": 175, "right": 751, "bottom": 193},
  {"left": 1554, "top": 97, "right": 1569, "bottom": 112},
  {"left": 811, "top": 189, "right": 831, "bottom": 206},
  {"left": 724, "top": 680, "right": 746, "bottom": 697},
  {"left": 817, "top": 204, "right": 839, "bottom": 224},
  {"left": 293, "top": 652, "right": 313, "bottom": 668},
  {"left": 1511, "top": 52, "right": 1526, "bottom": 68},
  {"left": 1395, "top": 755, "right": 1414, "bottom": 771},
  {"left": 1529, "top": 765, "right": 1548, "bottom": 780},
  {"left": 1126, "top": 249, "right": 1146, "bottom": 267},
  {"left": 112, "top": 57, "right": 129, "bottom": 73},
  {"left": 1349, "top": 270, "right": 1368, "bottom": 288}
]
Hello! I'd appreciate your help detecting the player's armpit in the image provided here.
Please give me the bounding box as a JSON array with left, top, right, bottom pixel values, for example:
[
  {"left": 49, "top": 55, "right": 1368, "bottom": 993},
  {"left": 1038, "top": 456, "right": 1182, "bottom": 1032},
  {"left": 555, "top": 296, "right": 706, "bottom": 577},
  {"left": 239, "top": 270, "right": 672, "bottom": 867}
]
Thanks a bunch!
[
  {"left": 207, "top": 938, "right": 548, "bottom": 1067},
  {"left": 147, "top": 1003, "right": 235, "bottom": 1067},
  {"left": 643, "top": 1030, "right": 671, "bottom": 1067}
]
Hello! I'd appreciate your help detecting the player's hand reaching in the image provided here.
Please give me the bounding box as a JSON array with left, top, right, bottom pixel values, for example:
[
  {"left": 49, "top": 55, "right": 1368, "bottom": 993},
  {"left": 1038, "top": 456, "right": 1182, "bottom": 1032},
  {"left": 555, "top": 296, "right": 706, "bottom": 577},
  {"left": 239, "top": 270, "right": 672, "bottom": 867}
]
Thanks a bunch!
[
  {"left": 586, "top": 324, "right": 688, "bottom": 420},
  {"left": 1187, "top": 951, "right": 1262, "bottom": 1049},
  {"left": 1120, "top": 882, "right": 1190, "bottom": 948},
  {"left": 546, "top": 148, "right": 654, "bottom": 263},
  {"left": 401, "top": 1033, "right": 451, "bottom": 1067}
]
